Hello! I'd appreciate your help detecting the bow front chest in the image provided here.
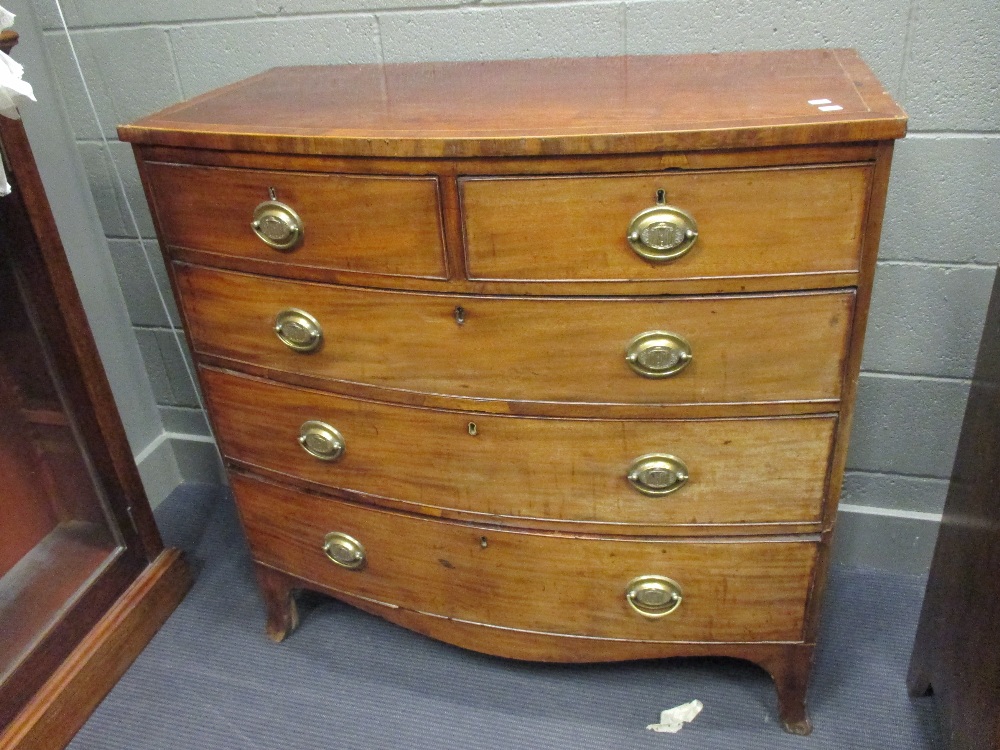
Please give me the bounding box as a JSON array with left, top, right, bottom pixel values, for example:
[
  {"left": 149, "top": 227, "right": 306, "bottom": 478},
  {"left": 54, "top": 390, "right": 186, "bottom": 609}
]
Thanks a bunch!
[{"left": 121, "top": 50, "right": 906, "bottom": 734}]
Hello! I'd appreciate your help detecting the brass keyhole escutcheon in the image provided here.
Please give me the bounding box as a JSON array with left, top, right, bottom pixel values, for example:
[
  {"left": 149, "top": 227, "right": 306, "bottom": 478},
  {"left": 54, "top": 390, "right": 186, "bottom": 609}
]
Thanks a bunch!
[
  {"left": 252, "top": 199, "right": 304, "bottom": 251},
  {"left": 626, "top": 197, "right": 698, "bottom": 262},
  {"left": 298, "top": 420, "right": 345, "bottom": 462},
  {"left": 625, "top": 575, "right": 683, "bottom": 618},
  {"left": 627, "top": 454, "right": 689, "bottom": 496},
  {"left": 274, "top": 308, "right": 323, "bottom": 353},
  {"left": 625, "top": 331, "right": 692, "bottom": 378},
  {"left": 323, "top": 532, "right": 366, "bottom": 570}
]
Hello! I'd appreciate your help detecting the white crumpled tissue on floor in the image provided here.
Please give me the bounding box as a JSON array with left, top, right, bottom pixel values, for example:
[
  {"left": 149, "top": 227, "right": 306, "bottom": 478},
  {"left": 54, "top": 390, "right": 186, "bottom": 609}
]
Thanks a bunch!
[
  {"left": 646, "top": 699, "right": 704, "bottom": 733},
  {"left": 1, "top": 5, "right": 37, "bottom": 195}
]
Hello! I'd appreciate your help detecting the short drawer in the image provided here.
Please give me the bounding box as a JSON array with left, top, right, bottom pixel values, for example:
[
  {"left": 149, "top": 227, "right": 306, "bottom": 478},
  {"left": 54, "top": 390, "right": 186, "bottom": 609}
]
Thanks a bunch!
[
  {"left": 177, "top": 264, "right": 854, "bottom": 407},
  {"left": 233, "top": 473, "right": 817, "bottom": 642},
  {"left": 461, "top": 165, "right": 871, "bottom": 283},
  {"left": 145, "top": 162, "right": 446, "bottom": 278},
  {"left": 204, "top": 368, "right": 835, "bottom": 528}
]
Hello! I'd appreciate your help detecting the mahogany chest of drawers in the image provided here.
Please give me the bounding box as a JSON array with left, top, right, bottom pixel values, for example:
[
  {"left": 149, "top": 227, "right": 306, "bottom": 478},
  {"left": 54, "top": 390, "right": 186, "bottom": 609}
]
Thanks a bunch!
[{"left": 121, "top": 49, "right": 906, "bottom": 734}]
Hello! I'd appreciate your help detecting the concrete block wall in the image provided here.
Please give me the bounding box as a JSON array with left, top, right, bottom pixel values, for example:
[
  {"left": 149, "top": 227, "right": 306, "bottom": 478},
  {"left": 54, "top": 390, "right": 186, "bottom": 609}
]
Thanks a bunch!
[{"left": 16, "top": 0, "right": 1000, "bottom": 571}]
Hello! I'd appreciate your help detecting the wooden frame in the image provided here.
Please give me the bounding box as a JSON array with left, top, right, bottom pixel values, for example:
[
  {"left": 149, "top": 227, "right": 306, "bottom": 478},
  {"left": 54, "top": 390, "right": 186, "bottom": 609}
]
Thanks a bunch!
[{"left": 0, "top": 30, "right": 191, "bottom": 750}]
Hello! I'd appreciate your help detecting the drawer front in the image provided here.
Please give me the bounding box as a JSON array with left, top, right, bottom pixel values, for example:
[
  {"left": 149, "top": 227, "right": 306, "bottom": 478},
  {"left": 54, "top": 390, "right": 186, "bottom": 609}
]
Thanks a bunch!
[
  {"left": 233, "top": 473, "right": 816, "bottom": 642},
  {"left": 204, "top": 368, "right": 835, "bottom": 527},
  {"left": 145, "top": 162, "right": 446, "bottom": 278},
  {"left": 177, "top": 264, "right": 854, "bottom": 406},
  {"left": 461, "top": 165, "right": 871, "bottom": 282}
]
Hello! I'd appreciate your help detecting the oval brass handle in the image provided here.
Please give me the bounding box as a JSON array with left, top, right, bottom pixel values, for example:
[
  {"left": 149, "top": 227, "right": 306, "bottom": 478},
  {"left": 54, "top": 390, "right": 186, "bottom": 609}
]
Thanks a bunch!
[
  {"left": 627, "top": 454, "right": 689, "bottom": 496},
  {"left": 298, "top": 420, "right": 345, "bottom": 461},
  {"left": 323, "top": 531, "right": 366, "bottom": 570},
  {"left": 274, "top": 308, "right": 323, "bottom": 353},
  {"left": 626, "top": 575, "right": 683, "bottom": 618},
  {"left": 626, "top": 204, "right": 698, "bottom": 262},
  {"left": 252, "top": 199, "right": 303, "bottom": 250},
  {"left": 625, "top": 331, "right": 692, "bottom": 378}
]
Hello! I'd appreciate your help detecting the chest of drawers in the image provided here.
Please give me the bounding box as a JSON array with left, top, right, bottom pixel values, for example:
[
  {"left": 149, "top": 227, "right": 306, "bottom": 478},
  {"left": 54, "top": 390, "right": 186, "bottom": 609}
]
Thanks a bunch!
[{"left": 121, "top": 49, "right": 906, "bottom": 734}]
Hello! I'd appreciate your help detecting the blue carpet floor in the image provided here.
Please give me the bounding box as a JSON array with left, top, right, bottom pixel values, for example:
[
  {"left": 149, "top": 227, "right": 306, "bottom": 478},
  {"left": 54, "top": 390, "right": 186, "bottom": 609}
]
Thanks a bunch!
[{"left": 68, "top": 483, "right": 943, "bottom": 749}]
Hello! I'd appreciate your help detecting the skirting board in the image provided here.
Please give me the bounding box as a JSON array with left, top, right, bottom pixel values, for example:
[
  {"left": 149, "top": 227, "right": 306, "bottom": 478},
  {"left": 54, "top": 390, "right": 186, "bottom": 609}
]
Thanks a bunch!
[
  {"left": 833, "top": 506, "right": 941, "bottom": 575},
  {"left": 0, "top": 549, "right": 192, "bottom": 750},
  {"left": 136, "top": 433, "right": 225, "bottom": 508}
]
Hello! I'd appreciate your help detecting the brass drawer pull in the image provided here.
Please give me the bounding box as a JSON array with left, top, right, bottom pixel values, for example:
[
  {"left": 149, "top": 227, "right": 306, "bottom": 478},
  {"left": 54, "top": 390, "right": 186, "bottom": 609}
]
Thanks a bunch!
[
  {"left": 298, "top": 420, "right": 345, "bottom": 461},
  {"left": 627, "top": 454, "right": 689, "bottom": 496},
  {"left": 323, "top": 531, "right": 366, "bottom": 570},
  {"left": 625, "top": 331, "right": 692, "bottom": 378},
  {"left": 274, "top": 308, "right": 323, "bottom": 353},
  {"left": 626, "top": 196, "right": 698, "bottom": 262},
  {"left": 252, "top": 199, "right": 303, "bottom": 250},
  {"left": 626, "top": 575, "right": 683, "bottom": 618}
]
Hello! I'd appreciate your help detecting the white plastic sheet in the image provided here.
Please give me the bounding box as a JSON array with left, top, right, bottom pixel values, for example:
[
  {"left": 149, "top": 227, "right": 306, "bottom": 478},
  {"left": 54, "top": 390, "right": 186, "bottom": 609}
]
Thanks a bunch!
[
  {"left": 646, "top": 699, "right": 704, "bottom": 733},
  {"left": 1, "top": 6, "right": 37, "bottom": 195}
]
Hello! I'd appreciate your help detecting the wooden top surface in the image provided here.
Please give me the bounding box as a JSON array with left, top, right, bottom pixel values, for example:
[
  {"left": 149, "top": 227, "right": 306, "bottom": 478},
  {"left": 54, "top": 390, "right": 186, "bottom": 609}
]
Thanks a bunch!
[
  {"left": 119, "top": 49, "right": 906, "bottom": 158},
  {"left": 0, "top": 30, "right": 18, "bottom": 54}
]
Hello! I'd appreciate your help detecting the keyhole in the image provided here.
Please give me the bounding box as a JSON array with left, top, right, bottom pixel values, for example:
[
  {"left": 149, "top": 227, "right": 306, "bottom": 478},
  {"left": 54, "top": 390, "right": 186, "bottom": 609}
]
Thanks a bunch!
[
  {"left": 268, "top": 186, "right": 277, "bottom": 200},
  {"left": 480, "top": 536, "right": 488, "bottom": 549},
  {"left": 454, "top": 306, "right": 466, "bottom": 325},
  {"left": 468, "top": 422, "right": 478, "bottom": 436},
  {"left": 655, "top": 189, "right": 666, "bottom": 205}
]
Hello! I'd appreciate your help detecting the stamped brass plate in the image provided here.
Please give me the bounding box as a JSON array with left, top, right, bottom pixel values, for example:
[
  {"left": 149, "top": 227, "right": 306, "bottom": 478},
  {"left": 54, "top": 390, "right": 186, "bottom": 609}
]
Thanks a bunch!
[
  {"left": 625, "top": 575, "right": 684, "bottom": 618},
  {"left": 252, "top": 199, "right": 303, "bottom": 251}
]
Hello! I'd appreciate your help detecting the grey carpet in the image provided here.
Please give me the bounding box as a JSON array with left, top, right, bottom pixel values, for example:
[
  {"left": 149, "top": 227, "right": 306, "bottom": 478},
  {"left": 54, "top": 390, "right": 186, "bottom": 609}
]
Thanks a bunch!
[{"left": 68, "top": 483, "right": 943, "bottom": 749}]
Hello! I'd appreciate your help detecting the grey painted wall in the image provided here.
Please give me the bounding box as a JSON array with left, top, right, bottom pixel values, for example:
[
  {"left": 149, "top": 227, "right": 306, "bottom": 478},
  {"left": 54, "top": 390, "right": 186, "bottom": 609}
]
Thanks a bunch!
[
  {"left": 3, "top": 2, "right": 198, "bottom": 506},
  {"left": 14, "top": 0, "right": 1000, "bottom": 571}
]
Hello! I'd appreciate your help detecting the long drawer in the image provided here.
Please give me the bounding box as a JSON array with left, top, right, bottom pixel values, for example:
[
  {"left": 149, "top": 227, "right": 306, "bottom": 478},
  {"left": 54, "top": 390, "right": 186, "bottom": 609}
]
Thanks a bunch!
[
  {"left": 204, "top": 367, "right": 835, "bottom": 527},
  {"left": 177, "top": 264, "right": 854, "bottom": 407},
  {"left": 233, "top": 472, "right": 818, "bottom": 642},
  {"left": 461, "top": 165, "right": 872, "bottom": 283}
]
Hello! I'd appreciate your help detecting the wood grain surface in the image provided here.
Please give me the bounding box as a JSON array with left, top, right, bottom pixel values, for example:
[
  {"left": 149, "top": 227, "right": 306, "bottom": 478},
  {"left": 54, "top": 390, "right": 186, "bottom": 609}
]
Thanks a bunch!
[
  {"left": 462, "top": 164, "right": 871, "bottom": 283},
  {"left": 119, "top": 50, "right": 907, "bottom": 157},
  {"left": 908, "top": 267, "right": 1000, "bottom": 749},
  {"left": 0, "top": 95, "right": 177, "bottom": 737},
  {"left": 121, "top": 50, "right": 907, "bottom": 734},
  {"left": 0, "top": 551, "right": 192, "bottom": 750},
  {"left": 176, "top": 264, "right": 854, "bottom": 408},
  {"left": 203, "top": 367, "right": 836, "bottom": 527},
  {"left": 232, "top": 472, "right": 817, "bottom": 643},
  {"left": 145, "top": 162, "right": 447, "bottom": 278}
]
